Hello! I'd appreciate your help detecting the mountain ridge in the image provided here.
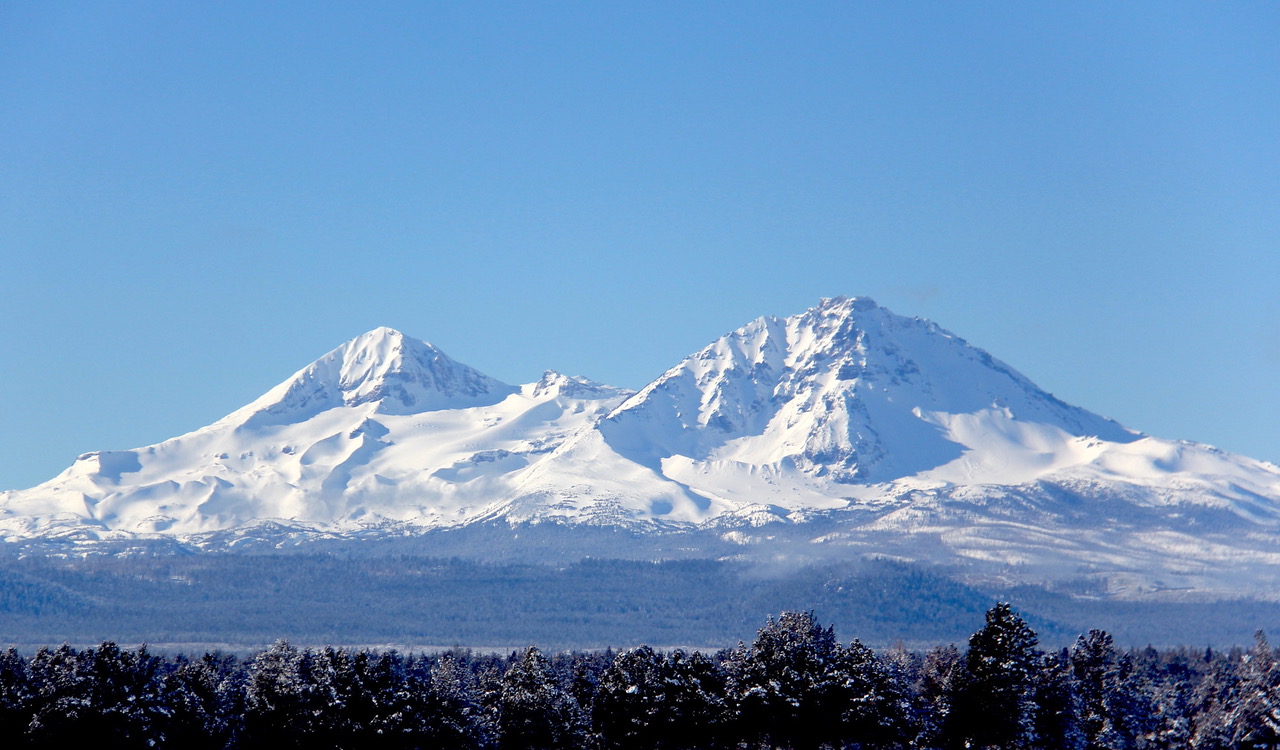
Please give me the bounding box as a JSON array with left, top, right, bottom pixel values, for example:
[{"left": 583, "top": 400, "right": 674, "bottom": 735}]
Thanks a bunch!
[{"left": 3, "top": 297, "right": 1279, "bottom": 600}]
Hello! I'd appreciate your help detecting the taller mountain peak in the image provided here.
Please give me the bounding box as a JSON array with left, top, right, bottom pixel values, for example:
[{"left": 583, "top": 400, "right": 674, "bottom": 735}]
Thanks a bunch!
[
  {"left": 237, "top": 328, "right": 516, "bottom": 426},
  {"left": 597, "top": 297, "right": 1136, "bottom": 483},
  {"left": 812, "top": 294, "right": 878, "bottom": 313}
]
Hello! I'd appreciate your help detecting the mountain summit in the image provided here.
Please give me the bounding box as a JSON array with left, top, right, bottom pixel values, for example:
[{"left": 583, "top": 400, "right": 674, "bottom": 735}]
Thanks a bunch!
[
  {"left": 3, "top": 299, "right": 1279, "bottom": 599},
  {"left": 500, "top": 296, "right": 1158, "bottom": 528},
  {"left": 233, "top": 327, "right": 517, "bottom": 427},
  {"left": 597, "top": 295, "right": 1135, "bottom": 482}
]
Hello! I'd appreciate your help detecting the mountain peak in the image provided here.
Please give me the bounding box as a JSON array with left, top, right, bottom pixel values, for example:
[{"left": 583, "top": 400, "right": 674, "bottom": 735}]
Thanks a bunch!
[
  {"left": 340, "top": 326, "right": 413, "bottom": 373},
  {"left": 357, "top": 325, "right": 407, "bottom": 342},
  {"left": 813, "top": 295, "right": 878, "bottom": 314},
  {"left": 595, "top": 296, "right": 1135, "bottom": 483},
  {"left": 238, "top": 328, "right": 516, "bottom": 425},
  {"left": 530, "top": 370, "right": 635, "bottom": 400}
]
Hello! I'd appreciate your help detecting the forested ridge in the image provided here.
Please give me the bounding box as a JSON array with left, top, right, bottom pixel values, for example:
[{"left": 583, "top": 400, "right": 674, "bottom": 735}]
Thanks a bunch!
[
  {"left": 5, "top": 554, "right": 1280, "bottom": 648},
  {"left": 2, "top": 606, "right": 1279, "bottom": 749}
]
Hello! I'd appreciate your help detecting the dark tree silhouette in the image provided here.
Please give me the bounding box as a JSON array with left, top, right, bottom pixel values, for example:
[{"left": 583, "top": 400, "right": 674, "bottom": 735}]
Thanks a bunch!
[
  {"left": 0, "top": 609, "right": 1278, "bottom": 749},
  {"left": 726, "top": 610, "right": 849, "bottom": 749},
  {"left": 0, "top": 647, "right": 33, "bottom": 740},
  {"left": 948, "top": 603, "right": 1041, "bottom": 750},
  {"left": 494, "top": 646, "right": 582, "bottom": 750},
  {"left": 1229, "top": 631, "right": 1280, "bottom": 749}
]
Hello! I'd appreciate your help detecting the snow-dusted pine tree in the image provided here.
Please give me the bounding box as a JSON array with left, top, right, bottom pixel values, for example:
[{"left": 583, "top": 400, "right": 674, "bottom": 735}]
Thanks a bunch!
[
  {"left": 594, "top": 645, "right": 672, "bottom": 748},
  {"left": 836, "top": 638, "right": 914, "bottom": 748},
  {"left": 725, "top": 610, "right": 849, "bottom": 749},
  {"left": 950, "top": 603, "right": 1041, "bottom": 750},
  {"left": 495, "top": 646, "right": 582, "bottom": 750},
  {"left": 241, "top": 640, "right": 308, "bottom": 748},
  {"left": 1229, "top": 631, "right": 1280, "bottom": 749}
]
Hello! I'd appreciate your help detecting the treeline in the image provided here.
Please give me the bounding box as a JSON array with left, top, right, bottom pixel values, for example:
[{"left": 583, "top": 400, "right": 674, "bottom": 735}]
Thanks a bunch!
[
  {"left": 2, "top": 605, "right": 1279, "bottom": 749},
  {"left": 7, "top": 554, "right": 1280, "bottom": 648},
  {"left": 0, "top": 555, "right": 1014, "bottom": 647}
]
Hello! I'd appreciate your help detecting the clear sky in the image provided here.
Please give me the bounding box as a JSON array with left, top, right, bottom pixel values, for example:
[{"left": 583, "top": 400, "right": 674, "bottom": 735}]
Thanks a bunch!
[{"left": 2, "top": 2, "right": 1277, "bottom": 491}]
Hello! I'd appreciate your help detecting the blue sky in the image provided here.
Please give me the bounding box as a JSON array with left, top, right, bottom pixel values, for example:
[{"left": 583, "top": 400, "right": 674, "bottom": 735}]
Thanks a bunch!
[{"left": 2, "top": 2, "right": 1277, "bottom": 490}]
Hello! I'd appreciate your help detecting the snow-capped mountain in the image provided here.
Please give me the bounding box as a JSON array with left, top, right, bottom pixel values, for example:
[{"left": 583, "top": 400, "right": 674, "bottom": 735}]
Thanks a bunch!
[
  {"left": 0, "top": 327, "right": 632, "bottom": 538},
  {"left": 503, "top": 296, "right": 1141, "bottom": 522},
  {"left": 4, "top": 298, "right": 1280, "bottom": 599}
]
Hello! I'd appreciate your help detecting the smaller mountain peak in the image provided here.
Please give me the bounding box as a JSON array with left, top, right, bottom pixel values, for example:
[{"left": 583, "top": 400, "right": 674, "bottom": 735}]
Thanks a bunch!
[
  {"left": 337, "top": 328, "right": 421, "bottom": 382},
  {"left": 532, "top": 370, "right": 574, "bottom": 398},
  {"left": 330, "top": 329, "right": 513, "bottom": 414},
  {"left": 361, "top": 325, "right": 407, "bottom": 340},
  {"left": 238, "top": 329, "right": 516, "bottom": 426},
  {"left": 345, "top": 323, "right": 409, "bottom": 353},
  {"left": 531, "top": 370, "right": 632, "bottom": 400}
]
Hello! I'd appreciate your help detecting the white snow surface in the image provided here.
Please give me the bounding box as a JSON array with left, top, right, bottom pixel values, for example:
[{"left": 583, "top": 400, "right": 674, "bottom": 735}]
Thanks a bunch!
[
  {"left": 0, "top": 328, "right": 631, "bottom": 536},
  {"left": 4, "top": 299, "right": 1280, "bottom": 598}
]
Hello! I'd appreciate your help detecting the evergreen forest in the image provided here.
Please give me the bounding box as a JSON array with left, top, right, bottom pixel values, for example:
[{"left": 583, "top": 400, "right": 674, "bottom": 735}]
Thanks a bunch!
[
  {"left": 2, "top": 606, "right": 1280, "bottom": 749},
  {"left": 3, "top": 554, "right": 1279, "bottom": 648}
]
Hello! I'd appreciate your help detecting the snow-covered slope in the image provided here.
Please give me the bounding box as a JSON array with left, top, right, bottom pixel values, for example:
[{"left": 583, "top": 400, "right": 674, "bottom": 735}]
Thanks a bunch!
[
  {"left": 505, "top": 296, "right": 1139, "bottom": 519},
  {"left": 499, "top": 298, "right": 1280, "bottom": 596},
  {"left": 4, "top": 299, "right": 1280, "bottom": 599},
  {"left": 0, "top": 327, "right": 631, "bottom": 538}
]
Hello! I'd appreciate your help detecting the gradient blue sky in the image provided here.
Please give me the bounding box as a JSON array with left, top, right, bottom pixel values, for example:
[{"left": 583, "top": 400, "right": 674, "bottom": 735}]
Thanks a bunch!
[{"left": 3, "top": 2, "right": 1278, "bottom": 490}]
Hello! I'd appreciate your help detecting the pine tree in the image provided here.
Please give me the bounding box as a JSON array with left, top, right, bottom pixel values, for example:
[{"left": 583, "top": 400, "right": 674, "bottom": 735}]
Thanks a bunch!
[
  {"left": 0, "top": 647, "right": 32, "bottom": 741},
  {"left": 1229, "top": 631, "right": 1280, "bottom": 749},
  {"left": 665, "top": 649, "right": 730, "bottom": 750},
  {"left": 836, "top": 638, "right": 913, "bottom": 749},
  {"left": 1072, "top": 629, "right": 1122, "bottom": 749},
  {"left": 303, "top": 646, "right": 366, "bottom": 747},
  {"left": 26, "top": 643, "right": 93, "bottom": 748},
  {"left": 595, "top": 645, "right": 671, "bottom": 748},
  {"left": 421, "top": 651, "right": 487, "bottom": 749},
  {"left": 918, "top": 644, "right": 964, "bottom": 748},
  {"left": 949, "top": 603, "right": 1041, "bottom": 750},
  {"left": 241, "top": 640, "right": 309, "bottom": 749},
  {"left": 1146, "top": 650, "right": 1194, "bottom": 750},
  {"left": 367, "top": 650, "right": 446, "bottom": 748},
  {"left": 1189, "top": 649, "right": 1240, "bottom": 750},
  {"left": 1108, "top": 652, "right": 1157, "bottom": 749},
  {"left": 725, "top": 610, "right": 848, "bottom": 750},
  {"left": 495, "top": 646, "right": 581, "bottom": 750},
  {"left": 84, "top": 642, "right": 164, "bottom": 746},
  {"left": 1033, "top": 649, "right": 1083, "bottom": 750},
  {"left": 156, "top": 652, "right": 240, "bottom": 750},
  {"left": 567, "top": 651, "right": 604, "bottom": 746}
]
